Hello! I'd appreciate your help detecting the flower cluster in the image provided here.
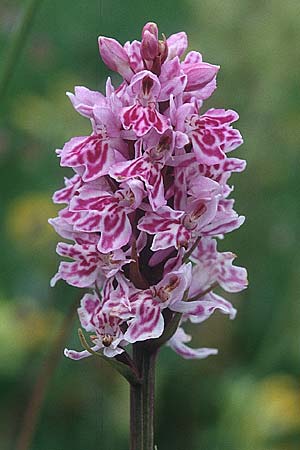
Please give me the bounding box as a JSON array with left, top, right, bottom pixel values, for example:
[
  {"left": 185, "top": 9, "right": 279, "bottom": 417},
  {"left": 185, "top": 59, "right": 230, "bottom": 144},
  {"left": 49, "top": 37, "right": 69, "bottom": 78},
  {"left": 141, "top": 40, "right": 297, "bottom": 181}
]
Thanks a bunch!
[{"left": 50, "top": 23, "right": 247, "bottom": 361}]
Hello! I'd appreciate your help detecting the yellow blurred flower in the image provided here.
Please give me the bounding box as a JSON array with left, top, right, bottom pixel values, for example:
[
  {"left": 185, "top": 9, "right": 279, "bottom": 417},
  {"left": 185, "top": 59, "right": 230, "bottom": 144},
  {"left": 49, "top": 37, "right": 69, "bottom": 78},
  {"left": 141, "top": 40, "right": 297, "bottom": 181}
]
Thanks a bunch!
[
  {"left": 220, "top": 374, "right": 300, "bottom": 450},
  {"left": 254, "top": 375, "right": 300, "bottom": 433},
  {"left": 0, "top": 299, "right": 61, "bottom": 374},
  {"left": 6, "top": 193, "right": 58, "bottom": 253}
]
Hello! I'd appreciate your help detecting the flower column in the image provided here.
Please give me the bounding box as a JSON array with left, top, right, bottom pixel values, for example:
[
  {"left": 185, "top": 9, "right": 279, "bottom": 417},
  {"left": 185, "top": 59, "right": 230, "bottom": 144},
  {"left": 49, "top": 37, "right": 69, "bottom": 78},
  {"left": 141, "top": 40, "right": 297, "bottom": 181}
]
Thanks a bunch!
[{"left": 50, "top": 22, "right": 248, "bottom": 450}]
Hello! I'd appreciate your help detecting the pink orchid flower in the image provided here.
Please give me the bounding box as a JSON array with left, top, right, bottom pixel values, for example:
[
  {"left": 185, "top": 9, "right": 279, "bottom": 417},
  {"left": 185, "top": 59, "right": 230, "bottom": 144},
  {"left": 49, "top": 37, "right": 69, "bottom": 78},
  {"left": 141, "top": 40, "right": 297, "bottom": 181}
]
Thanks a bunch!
[{"left": 51, "top": 22, "right": 247, "bottom": 365}]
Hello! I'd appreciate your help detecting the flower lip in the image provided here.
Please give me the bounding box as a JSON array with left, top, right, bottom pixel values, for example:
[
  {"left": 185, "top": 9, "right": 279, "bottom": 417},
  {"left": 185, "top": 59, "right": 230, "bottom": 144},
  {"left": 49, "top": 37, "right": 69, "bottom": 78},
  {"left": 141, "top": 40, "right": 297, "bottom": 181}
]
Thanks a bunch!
[
  {"left": 142, "top": 76, "right": 154, "bottom": 96},
  {"left": 102, "top": 334, "right": 114, "bottom": 347}
]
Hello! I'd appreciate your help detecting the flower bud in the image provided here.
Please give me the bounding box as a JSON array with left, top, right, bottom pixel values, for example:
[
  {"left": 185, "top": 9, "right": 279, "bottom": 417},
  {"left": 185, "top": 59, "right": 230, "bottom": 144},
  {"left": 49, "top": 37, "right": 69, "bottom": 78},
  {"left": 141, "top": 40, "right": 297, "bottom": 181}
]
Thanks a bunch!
[
  {"left": 151, "top": 38, "right": 169, "bottom": 76},
  {"left": 158, "top": 38, "right": 168, "bottom": 64},
  {"left": 98, "top": 36, "right": 134, "bottom": 82},
  {"left": 142, "top": 22, "right": 158, "bottom": 40},
  {"left": 183, "top": 62, "right": 219, "bottom": 92},
  {"left": 141, "top": 30, "right": 159, "bottom": 61}
]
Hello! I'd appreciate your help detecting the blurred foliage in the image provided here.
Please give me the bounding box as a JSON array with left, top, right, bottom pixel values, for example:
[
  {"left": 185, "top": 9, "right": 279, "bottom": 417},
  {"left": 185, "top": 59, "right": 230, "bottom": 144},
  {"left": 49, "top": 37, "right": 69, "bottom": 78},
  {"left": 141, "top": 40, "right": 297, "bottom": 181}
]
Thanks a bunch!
[{"left": 0, "top": 0, "right": 299, "bottom": 449}]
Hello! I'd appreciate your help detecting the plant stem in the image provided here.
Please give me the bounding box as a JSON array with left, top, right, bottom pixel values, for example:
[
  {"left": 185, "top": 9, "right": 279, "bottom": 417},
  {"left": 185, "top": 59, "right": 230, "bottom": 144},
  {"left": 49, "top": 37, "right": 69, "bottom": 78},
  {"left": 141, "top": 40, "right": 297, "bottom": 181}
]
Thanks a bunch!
[
  {"left": 130, "top": 344, "right": 144, "bottom": 450},
  {"left": 142, "top": 348, "right": 156, "bottom": 450},
  {"left": 130, "top": 344, "right": 157, "bottom": 450},
  {"left": 15, "top": 300, "right": 77, "bottom": 450},
  {"left": 0, "top": 0, "right": 42, "bottom": 102}
]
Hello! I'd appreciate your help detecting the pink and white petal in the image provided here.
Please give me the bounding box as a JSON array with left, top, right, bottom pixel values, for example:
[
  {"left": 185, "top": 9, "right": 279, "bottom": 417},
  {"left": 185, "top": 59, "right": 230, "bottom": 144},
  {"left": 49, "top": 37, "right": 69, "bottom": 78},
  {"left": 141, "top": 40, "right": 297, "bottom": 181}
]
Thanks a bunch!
[
  {"left": 202, "top": 214, "right": 245, "bottom": 236},
  {"left": 97, "top": 211, "right": 132, "bottom": 252},
  {"left": 50, "top": 272, "right": 62, "bottom": 287},
  {"left": 205, "top": 108, "right": 239, "bottom": 124},
  {"left": 110, "top": 155, "right": 147, "bottom": 182},
  {"left": 138, "top": 206, "right": 184, "bottom": 232},
  {"left": 136, "top": 231, "right": 148, "bottom": 254},
  {"left": 127, "top": 70, "right": 161, "bottom": 98},
  {"left": 151, "top": 229, "right": 179, "bottom": 251},
  {"left": 93, "top": 106, "right": 121, "bottom": 137},
  {"left": 124, "top": 299, "right": 164, "bottom": 343},
  {"left": 52, "top": 174, "right": 82, "bottom": 204},
  {"left": 159, "top": 58, "right": 187, "bottom": 101},
  {"left": 78, "top": 292, "right": 100, "bottom": 331},
  {"left": 98, "top": 36, "right": 134, "bottom": 82},
  {"left": 189, "top": 264, "right": 215, "bottom": 297},
  {"left": 223, "top": 158, "right": 246, "bottom": 173},
  {"left": 182, "top": 51, "right": 203, "bottom": 65},
  {"left": 121, "top": 104, "right": 169, "bottom": 137},
  {"left": 103, "top": 346, "right": 125, "bottom": 357},
  {"left": 64, "top": 346, "right": 101, "bottom": 360},
  {"left": 70, "top": 191, "right": 114, "bottom": 212},
  {"left": 149, "top": 247, "right": 175, "bottom": 267},
  {"left": 56, "top": 242, "right": 82, "bottom": 258},
  {"left": 163, "top": 248, "right": 185, "bottom": 274},
  {"left": 174, "top": 131, "right": 190, "bottom": 149},
  {"left": 147, "top": 172, "right": 166, "bottom": 211},
  {"left": 67, "top": 86, "right": 106, "bottom": 118},
  {"left": 167, "top": 328, "right": 218, "bottom": 360},
  {"left": 189, "top": 196, "right": 219, "bottom": 232},
  {"left": 183, "top": 62, "right": 219, "bottom": 92},
  {"left": 191, "top": 129, "right": 226, "bottom": 165},
  {"left": 60, "top": 135, "right": 116, "bottom": 182},
  {"left": 123, "top": 179, "right": 145, "bottom": 209},
  {"left": 102, "top": 275, "right": 130, "bottom": 313},
  {"left": 188, "top": 175, "right": 221, "bottom": 200},
  {"left": 49, "top": 213, "right": 99, "bottom": 245},
  {"left": 217, "top": 255, "right": 248, "bottom": 292},
  {"left": 51, "top": 260, "right": 99, "bottom": 288},
  {"left": 157, "top": 262, "right": 192, "bottom": 307},
  {"left": 172, "top": 291, "right": 236, "bottom": 323},
  {"left": 126, "top": 40, "right": 144, "bottom": 72},
  {"left": 48, "top": 216, "right": 73, "bottom": 239},
  {"left": 166, "top": 32, "right": 188, "bottom": 60},
  {"left": 73, "top": 212, "right": 103, "bottom": 233},
  {"left": 184, "top": 78, "right": 217, "bottom": 102}
]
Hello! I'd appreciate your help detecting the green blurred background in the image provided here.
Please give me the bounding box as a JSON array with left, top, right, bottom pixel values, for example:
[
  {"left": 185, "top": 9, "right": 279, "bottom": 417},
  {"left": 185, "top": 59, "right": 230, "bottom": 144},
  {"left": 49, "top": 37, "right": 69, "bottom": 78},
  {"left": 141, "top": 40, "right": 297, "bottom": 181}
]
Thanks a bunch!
[{"left": 1, "top": 0, "right": 300, "bottom": 449}]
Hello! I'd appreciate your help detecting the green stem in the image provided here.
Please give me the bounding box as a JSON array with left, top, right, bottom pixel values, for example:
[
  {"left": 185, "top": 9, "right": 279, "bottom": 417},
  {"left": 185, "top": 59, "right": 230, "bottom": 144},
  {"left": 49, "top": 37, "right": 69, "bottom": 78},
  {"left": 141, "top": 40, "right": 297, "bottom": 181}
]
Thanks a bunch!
[
  {"left": 130, "top": 344, "right": 157, "bottom": 450},
  {"left": 182, "top": 236, "right": 201, "bottom": 263},
  {"left": 16, "top": 300, "right": 77, "bottom": 450},
  {"left": 142, "top": 348, "right": 156, "bottom": 450},
  {"left": 0, "top": 0, "right": 42, "bottom": 101},
  {"left": 187, "top": 281, "right": 219, "bottom": 302},
  {"left": 130, "top": 344, "right": 144, "bottom": 450}
]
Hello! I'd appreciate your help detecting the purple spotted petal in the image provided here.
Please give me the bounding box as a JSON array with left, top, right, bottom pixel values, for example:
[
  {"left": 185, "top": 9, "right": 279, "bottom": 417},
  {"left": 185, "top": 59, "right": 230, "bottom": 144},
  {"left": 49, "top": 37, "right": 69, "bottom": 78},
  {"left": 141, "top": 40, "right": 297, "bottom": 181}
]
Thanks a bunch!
[
  {"left": 97, "top": 210, "right": 132, "bottom": 253},
  {"left": 121, "top": 103, "right": 169, "bottom": 137},
  {"left": 52, "top": 174, "right": 82, "bottom": 204},
  {"left": 78, "top": 292, "right": 100, "bottom": 331},
  {"left": 189, "top": 237, "right": 248, "bottom": 294},
  {"left": 138, "top": 207, "right": 188, "bottom": 251},
  {"left": 110, "top": 154, "right": 166, "bottom": 211},
  {"left": 187, "top": 109, "right": 243, "bottom": 165},
  {"left": 59, "top": 135, "right": 117, "bottom": 182},
  {"left": 125, "top": 292, "right": 164, "bottom": 343},
  {"left": 51, "top": 243, "right": 130, "bottom": 288}
]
